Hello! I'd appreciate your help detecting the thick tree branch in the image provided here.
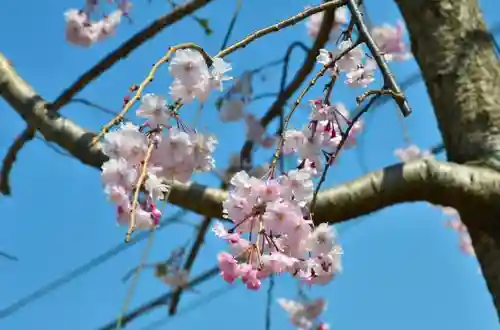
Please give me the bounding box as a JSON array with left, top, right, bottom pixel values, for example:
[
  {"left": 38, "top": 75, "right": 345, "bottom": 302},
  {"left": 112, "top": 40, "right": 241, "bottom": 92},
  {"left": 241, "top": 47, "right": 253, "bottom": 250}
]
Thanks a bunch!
[{"left": 4, "top": 52, "right": 500, "bottom": 224}]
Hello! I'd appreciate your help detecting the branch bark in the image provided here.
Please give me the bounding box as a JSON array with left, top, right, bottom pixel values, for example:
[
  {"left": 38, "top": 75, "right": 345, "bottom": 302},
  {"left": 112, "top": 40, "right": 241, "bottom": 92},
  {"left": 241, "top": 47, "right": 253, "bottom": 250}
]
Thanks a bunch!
[
  {"left": 3, "top": 52, "right": 500, "bottom": 222},
  {"left": 394, "top": 0, "right": 500, "bottom": 318}
]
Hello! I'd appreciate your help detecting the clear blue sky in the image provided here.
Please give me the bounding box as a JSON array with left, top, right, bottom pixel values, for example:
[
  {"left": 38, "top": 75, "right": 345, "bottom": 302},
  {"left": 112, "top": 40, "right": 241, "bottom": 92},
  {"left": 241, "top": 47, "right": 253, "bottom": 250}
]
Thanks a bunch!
[{"left": 1, "top": 0, "right": 500, "bottom": 329}]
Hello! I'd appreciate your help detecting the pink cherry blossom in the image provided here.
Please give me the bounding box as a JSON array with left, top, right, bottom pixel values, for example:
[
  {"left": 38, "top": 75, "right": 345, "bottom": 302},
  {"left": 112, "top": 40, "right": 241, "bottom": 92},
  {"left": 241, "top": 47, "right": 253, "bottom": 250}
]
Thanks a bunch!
[
  {"left": 394, "top": 144, "right": 432, "bottom": 163},
  {"left": 217, "top": 252, "right": 242, "bottom": 283},
  {"left": 372, "top": 20, "right": 412, "bottom": 62},
  {"left": 306, "top": 6, "right": 348, "bottom": 39}
]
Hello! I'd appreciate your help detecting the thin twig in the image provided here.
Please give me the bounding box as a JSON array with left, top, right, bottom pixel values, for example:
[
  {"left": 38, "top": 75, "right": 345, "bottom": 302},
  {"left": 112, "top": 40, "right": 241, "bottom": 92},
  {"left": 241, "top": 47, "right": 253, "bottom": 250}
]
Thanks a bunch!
[
  {"left": 215, "top": 0, "right": 346, "bottom": 58},
  {"left": 0, "top": 251, "right": 18, "bottom": 262},
  {"left": 0, "top": 127, "right": 35, "bottom": 195},
  {"left": 126, "top": 142, "right": 157, "bottom": 242},
  {"left": 69, "top": 98, "right": 121, "bottom": 117},
  {"left": 167, "top": 216, "right": 212, "bottom": 315},
  {"left": 310, "top": 94, "right": 380, "bottom": 213},
  {"left": 0, "top": 211, "right": 187, "bottom": 319},
  {"left": 265, "top": 276, "right": 275, "bottom": 330},
  {"left": 220, "top": 0, "right": 244, "bottom": 50},
  {"left": 140, "top": 285, "right": 238, "bottom": 330},
  {"left": 98, "top": 266, "right": 221, "bottom": 330},
  {"left": 269, "top": 39, "right": 363, "bottom": 172},
  {"left": 346, "top": 0, "right": 411, "bottom": 117},
  {"left": 115, "top": 231, "right": 156, "bottom": 330}
]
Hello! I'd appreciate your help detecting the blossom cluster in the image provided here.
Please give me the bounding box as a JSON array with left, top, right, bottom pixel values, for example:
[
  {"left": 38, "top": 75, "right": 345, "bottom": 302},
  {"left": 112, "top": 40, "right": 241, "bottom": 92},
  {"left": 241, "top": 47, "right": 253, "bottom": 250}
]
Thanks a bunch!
[
  {"left": 100, "top": 118, "right": 217, "bottom": 229},
  {"left": 315, "top": 19, "right": 411, "bottom": 88},
  {"left": 443, "top": 207, "right": 475, "bottom": 256},
  {"left": 278, "top": 297, "right": 329, "bottom": 330},
  {"left": 283, "top": 100, "right": 362, "bottom": 170},
  {"left": 98, "top": 49, "right": 234, "bottom": 230},
  {"left": 64, "top": 0, "right": 130, "bottom": 46},
  {"left": 169, "top": 50, "right": 233, "bottom": 104},
  {"left": 394, "top": 144, "right": 432, "bottom": 163},
  {"left": 214, "top": 169, "right": 342, "bottom": 290}
]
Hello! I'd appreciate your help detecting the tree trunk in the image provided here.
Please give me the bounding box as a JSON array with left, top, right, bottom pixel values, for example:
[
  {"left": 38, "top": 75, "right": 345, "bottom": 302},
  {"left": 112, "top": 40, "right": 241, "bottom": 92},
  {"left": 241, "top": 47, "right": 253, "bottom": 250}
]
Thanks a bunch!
[{"left": 395, "top": 0, "right": 500, "bottom": 318}]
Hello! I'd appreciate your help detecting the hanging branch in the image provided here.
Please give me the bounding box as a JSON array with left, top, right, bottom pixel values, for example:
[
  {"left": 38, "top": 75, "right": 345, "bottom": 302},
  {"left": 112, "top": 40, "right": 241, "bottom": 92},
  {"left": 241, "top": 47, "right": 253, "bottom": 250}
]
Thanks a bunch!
[{"left": 239, "top": 5, "right": 337, "bottom": 167}]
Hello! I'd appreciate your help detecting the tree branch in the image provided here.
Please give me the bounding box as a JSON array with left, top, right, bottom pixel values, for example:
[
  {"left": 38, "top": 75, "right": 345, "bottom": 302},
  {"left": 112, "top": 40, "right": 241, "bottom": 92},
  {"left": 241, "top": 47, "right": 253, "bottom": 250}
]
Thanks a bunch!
[
  {"left": 0, "top": 0, "right": 214, "bottom": 195},
  {"left": 97, "top": 266, "right": 220, "bottom": 330},
  {"left": 51, "top": 0, "right": 215, "bottom": 111},
  {"left": 2, "top": 53, "right": 500, "bottom": 228},
  {"left": 167, "top": 216, "right": 212, "bottom": 315},
  {"left": 240, "top": 3, "right": 337, "bottom": 165},
  {"left": 3, "top": 52, "right": 500, "bottom": 225},
  {"left": 0, "top": 127, "right": 35, "bottom": 195}
]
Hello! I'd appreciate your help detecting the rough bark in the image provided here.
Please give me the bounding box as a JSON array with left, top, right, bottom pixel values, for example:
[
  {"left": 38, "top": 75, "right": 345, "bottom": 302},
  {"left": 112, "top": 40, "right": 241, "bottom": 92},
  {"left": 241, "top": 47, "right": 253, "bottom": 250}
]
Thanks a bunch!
[{"left": 395, "top": 0, "right": 500, "bottom": 318}]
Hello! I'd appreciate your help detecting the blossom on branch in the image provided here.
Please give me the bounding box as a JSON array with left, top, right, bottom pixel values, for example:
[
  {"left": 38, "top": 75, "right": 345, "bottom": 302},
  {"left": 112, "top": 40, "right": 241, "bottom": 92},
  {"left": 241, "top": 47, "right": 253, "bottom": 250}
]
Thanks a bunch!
[
  {"left": 169, "top": 50, "right": 233, "bottom": 103},
  {"left": 214, "top": 169, "right": 342, "bottom": 290}
]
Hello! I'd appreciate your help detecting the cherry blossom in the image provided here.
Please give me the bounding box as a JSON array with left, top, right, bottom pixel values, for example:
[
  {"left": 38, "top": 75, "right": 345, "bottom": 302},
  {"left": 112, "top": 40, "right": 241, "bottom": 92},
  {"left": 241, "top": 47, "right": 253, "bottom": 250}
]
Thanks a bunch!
[
  {"left": 394, "top": 144, "right": 433, "bottom": 163},
  {"left": 100, "top": 93, "right": 218, "bottom": 230},
  {"left": 244, "top": 114, "right": 276, "bottom": 149},
  {"left": 278, "top": 297, "right": 327, "bottom": 330},
  {"left": 306, "top": 6, "right": 348, "bottom": 39},
  {"left": 169, "top": 50, "right": 233, "bottom": 104},
  {"left": 219, "top": 98, "right": 246, "bottom": 122},
  {"left": 283, "top": 100, "right": 362, "bottom": 168},
  {"left": 136, "top": 93, "right": 171, "bottom": 127},
  {"left": 442, "top": 207, "right": 475, "bottom": 257},
  {"left": 214, "top": 168, "right": 342, "bottom": 290},
  {"left": 73, "top": 2, "right": 423, "bottom": 320},
  {"left": 64, "top": 8, "right": 124, "bottom": 46},
  {"left": 344, "top": 58, "right": 376, "bottom": 88},
  {"left": 335, "top": 40, "right": 365, "bottom": 73},
  {"left": 372, "top": 20, "right": 412, "bottom": 62},
  {"left": 158, "top": 268, "right": 190, "bottom": 289}
]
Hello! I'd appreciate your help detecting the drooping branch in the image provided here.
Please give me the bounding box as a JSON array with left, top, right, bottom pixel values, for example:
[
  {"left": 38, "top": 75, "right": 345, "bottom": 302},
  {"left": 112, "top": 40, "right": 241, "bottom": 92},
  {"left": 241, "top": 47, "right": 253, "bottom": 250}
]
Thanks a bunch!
[
  {"left": 0, "top": 0, "right": 214, "bottom": 194},
  {"left": 3, "top": 52, "right": 500, "bottom": 225},
  {"left": 240, "top": 3, "right": 337, "bottom": 165},
  {"left": 0, "top": 127, "right": 35, "bottom": 195},
  {"left": 51, "top": 0, "right": 215, "bottom": 111}
]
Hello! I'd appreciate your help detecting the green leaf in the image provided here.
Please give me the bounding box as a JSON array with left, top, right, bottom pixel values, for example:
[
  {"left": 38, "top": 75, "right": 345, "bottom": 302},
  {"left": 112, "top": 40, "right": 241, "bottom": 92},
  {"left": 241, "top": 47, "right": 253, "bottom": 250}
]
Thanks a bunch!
[
  {"left": 154, "top": 263, "right": 168, "bottom": 278},
  {"left": 215, "top": 97, "right": 224, "bottom": 110},
  {"left": 193, "top": 17, "right": 213, "bottom": 36}
]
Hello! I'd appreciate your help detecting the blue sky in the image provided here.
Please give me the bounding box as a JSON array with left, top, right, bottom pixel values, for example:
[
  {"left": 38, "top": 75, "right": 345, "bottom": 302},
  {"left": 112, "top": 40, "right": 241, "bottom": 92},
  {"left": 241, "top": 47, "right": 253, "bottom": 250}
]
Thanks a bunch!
[{"left": 1, "top": 0, "right": 500, "bottom": 329}]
